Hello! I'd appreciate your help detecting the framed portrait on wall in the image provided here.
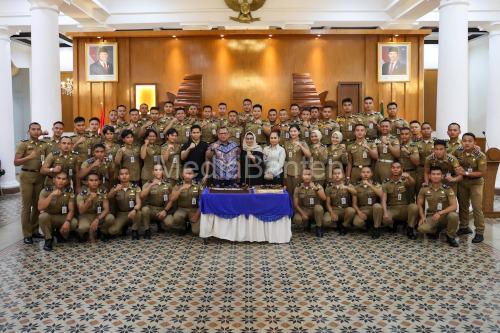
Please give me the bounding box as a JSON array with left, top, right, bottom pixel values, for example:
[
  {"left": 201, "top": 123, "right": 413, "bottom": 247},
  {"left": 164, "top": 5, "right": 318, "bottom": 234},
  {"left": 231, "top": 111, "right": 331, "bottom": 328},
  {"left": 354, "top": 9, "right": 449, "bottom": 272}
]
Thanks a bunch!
[
  {"left": 377, "top": 42, "right": 411, "bottom": 82},
  {"left": 85, "top": 42, "right": 118, "bottom": 82}
]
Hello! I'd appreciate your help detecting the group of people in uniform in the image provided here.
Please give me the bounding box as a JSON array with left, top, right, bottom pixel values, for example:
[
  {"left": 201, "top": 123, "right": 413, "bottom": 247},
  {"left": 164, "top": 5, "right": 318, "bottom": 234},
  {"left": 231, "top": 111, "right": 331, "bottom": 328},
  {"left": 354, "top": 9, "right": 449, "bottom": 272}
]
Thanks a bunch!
[{"left": 14, "top": 97, "right": 487, "bottom": 250}]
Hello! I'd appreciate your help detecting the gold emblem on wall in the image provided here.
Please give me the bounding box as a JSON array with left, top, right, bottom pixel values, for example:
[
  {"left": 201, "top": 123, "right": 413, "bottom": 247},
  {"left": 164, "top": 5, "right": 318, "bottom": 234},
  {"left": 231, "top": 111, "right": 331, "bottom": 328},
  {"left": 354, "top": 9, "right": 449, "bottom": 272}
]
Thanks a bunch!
[{"left": 225, "top": 0, "right": 266, "bottom": 23}]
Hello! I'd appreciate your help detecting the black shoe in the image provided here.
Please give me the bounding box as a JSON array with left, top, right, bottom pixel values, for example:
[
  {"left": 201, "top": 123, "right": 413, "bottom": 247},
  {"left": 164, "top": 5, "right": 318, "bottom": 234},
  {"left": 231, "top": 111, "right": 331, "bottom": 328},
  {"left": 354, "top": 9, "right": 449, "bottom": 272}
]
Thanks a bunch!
[
  {"left": 43, "top": 239, "right": 53, "bottom": 251},
  {"left": 144, "top": 229, "right": 152, "bottom": 240},
  {"left": 23, "top": 237, "right": 33, "bottom": 244},
  {"left": 99, "top": 232, "right": 108, "bottom": 242},
  {"left": 338, "top": 224, "right": 347, "bottom": 236},
  {"left": 427, "top": 233, "right": 439, "bottom": 240},
  {"left": 446, "top": 236, "right": 459, "bottom": 247},
  {"left": 315, "top": 226, "right": 323, "bottom": 238},
  {"left": 370, "top": 228, "right": 381, "bottom": 239},
  {"left": 471, "top": 234, "right": 484, "bottom": 243},
  {"left": 407, "top": 228, "right": 417, "bottom": 240},
  {"left": 54, "top": 230, "right": 67, "bottom": 243},
  {"left": 457, "top": 227, "right": 473, "bottom": 236},
  {"left": 131, "top": 230, "right": 139, "bottom": 240},
  {"left": 32, "top": 232, "right": 44, "bottom": 239}
]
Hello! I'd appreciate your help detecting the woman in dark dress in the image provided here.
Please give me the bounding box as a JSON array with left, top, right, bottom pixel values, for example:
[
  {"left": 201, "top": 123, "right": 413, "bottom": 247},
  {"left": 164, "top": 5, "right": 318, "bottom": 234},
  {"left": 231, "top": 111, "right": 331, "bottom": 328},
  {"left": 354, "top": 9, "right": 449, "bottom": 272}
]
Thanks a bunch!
[{"left": 240, "top": 132, "right": 264, "bottom": 186}]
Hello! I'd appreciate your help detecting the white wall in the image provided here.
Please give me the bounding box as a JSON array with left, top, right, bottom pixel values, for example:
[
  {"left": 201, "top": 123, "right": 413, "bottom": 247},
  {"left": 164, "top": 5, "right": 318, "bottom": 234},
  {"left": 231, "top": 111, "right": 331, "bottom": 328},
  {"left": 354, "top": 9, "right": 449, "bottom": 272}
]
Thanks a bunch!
[
  {"left": 11, "top": 41, "right": 73, "bottom": 71},
  {"left": 424, "top": 44, "right": 439, "bottom": 69},
  {"left": 468, "top": 35, "right": 489, "bottom": 136}
]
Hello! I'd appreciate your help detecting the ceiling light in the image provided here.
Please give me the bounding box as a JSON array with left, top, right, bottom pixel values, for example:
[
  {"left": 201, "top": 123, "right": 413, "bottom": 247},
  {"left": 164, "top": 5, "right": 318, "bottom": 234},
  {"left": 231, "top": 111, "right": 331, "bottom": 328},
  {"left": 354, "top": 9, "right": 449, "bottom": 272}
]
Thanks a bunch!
[
  {"left": 395, "top": 34, "right": 399, "bottom": 37},
  {"left": 172, "top": 35, "right": 176, "bottom": 38},
  {"left": 268, "top": 34, "right": 272, "bottom": 37},
  {"left": 97, "top": 36, "right": 102, "bottom": 39},
  {"left": 220, "top": 34, "right": 225, "bottom": 38},
  {"left": 317, "top": 34, "right": 321, "bottom": 37}
]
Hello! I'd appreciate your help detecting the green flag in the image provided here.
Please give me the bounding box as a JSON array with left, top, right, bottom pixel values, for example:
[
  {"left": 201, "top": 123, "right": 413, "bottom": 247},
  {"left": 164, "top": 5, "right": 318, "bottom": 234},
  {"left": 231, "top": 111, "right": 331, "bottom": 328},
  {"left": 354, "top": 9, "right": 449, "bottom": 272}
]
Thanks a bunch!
[{"left": 380, "top": 101, "right": 384, "bottom": 116}]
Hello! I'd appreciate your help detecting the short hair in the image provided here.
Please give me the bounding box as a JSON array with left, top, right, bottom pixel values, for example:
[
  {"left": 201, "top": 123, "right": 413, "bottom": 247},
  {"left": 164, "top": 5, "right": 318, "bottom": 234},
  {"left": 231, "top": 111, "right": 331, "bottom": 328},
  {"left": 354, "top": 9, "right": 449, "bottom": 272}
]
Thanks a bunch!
[
  {"left": 121, "top": 129, "right": 134, "bottom": 139},
  {"left": 166, "top": 128, "right": 178, "bottom": 136},
  {"left": 253, "top": 104, "right": 262, "bottom": 111},
  {"left": 129, "top": 108, "right": 139, "bottom": 114},
  {"left": 363, "top": 96, "right": 374, "bottom": 102},
  {"left": 164, "top": 101, "right": 174, "bottom": 106},
  {"left": 341, "top": 98, "right": 352, "bottom": 105},
  {"left": 228, "top": 110, "right": 238, "bottom": 116},
  {"left": 310, "top": 106, "right": 320, "bottom": 111},
  {"left": 388, "top": 46, "right": 399, "bottom": 53},
  {"left": 144, "top": 128, "right": 158, "bottom": 139},
  {"left": 97, "top": 47, "right": 108, "bottom": 54},
  {"left": 289, "top": 124, "right": 300, "bottom": 132},
  {"left": 89, "top": 117, "right": 100, "bottom": 123},
  {"left": 243, "top": 98, "right": 252, "bottom": 104},
  {"left": 462, "top": 132, "right": 476, "bottom": 140},
  {"left": 387, "top": 102, "right": 398, "bottom": 108},
  {"left": 74, "top": 116, "right": 85, "bottom": 124},
  {"left": 175, "top": 107, "right": 185, "bottom": 113},
  {"left": 429, "top": 166, "right": 443, "bottom": 173},
  {"left": 93, "top": 143, "right": 105, "bottom": 151},
  {"left": 300, "top": 107, "right": 311, "bottom": 113},
  {"left": 52, "top": 121, "right": 64, "bottom": 127},
  {"left": 409, "top": 120, "right": 421, "bottom": 126},
  {"left": 218, "top": 126, "right": 229, "bottom": 133},
  {"left": 421, "top": 122, "right": 432, "bottom": 128},
  {"left": 434, "top": 139, "right": 447, "bottom": 148},
  {"left": 290, "top": 103, "right": 299, "bottom": 109},
  {"left": 203, "top": 105, "right": 212, "bottom": 110},
  {"left": 190, "top": 124, "right": 201, "bottom": 132},
  {"left": 109, "top": 109, "right": 117, "bottom": 114},
  {"left": 60, "top": 135, "right": 72, "bottom": 141},
  {"left": 323, "top": 105, "right": 334, "bottom": 110},
  {"left": 354, "top": 123, "right": 366, "bottom": 130},
  {"left": 268, "top": 108, "right": 277, "bottom": 114},
  {"left": 391, "top": 160, "right": 402, "bottom": 167},
  {"left": 380, "top": 118, "right": 391, "bottom": 125},
  {"left": 218, "top": 102, "right": 227, "bottom": 107},
  {"left": 102, "top": 125, "right": 115, "bottom": 134},
  {"left": 448, "top": 122, "right": 461, "bottom": 129},
  {"left": 399, "top": 126, "right": 411, "bottom": 132},
  {"left": 139, "top": 103, "right": 148, "bottom": 108},
  {"left": 87, "top": 171, "right": 101, "bottom": 179},
  {"left": 117, "top": 104, "right": 126, "bottom": 109},
  {"left": 150, "top": 106, "right": 159, "bottom": 112}
]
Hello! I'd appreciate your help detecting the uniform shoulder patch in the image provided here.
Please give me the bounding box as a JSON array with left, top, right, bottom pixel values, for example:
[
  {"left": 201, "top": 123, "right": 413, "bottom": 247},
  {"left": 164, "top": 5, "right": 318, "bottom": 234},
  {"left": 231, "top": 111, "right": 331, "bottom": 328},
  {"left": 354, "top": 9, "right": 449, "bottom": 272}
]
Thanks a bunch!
[
  {"left": 45, "top": 185, "right": 54, "bottom": 192},
  {"left": 80, "top": 189, "right": 88, "bottom": 195},
  {"left": 441, "top": 184, "right": 450, "bottom": 189},
  {"left": 21, "top": 139, "right": 28, "bottom": 142},
  {"left": 65, "top": 187, "right": 74, "bottom": 193},
  {"left": 383, "top": 178, "right": 391, "bottom": 183},
  {"left": 52, "top": 149, "right": 61, "bottom": 156},
  {"left": 86, "top": 158, "right": 95, "bottom": 164}
]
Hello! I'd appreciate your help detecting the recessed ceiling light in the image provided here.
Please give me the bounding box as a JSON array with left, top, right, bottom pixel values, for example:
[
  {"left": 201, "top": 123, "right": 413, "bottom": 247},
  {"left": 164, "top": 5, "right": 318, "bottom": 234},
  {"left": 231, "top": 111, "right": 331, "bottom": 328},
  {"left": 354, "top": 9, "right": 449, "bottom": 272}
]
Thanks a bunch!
[
  {"left": 317, "top": 34, "right": 321, "bottom": 37},
  {"left": 268, "top": 34, "right": 272, "bottom": 37},
  {"left": 172, "top": 35, "right": 176, "bottom": 38},
  {"left": 97, "top": 36, "right": 102, "bottom": 39},
  {"left": 395, "top": 34, "right": 399, "bottom": 37},
  {"left": 220, "top": 34, "right": 224, "bottom": 38}
]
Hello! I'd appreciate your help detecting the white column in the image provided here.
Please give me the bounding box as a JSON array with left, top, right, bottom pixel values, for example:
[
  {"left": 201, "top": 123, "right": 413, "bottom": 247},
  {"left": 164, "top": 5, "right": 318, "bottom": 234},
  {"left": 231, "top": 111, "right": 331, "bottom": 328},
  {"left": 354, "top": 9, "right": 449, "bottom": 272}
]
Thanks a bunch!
[
  {"left": 486, "top": 23, "right": 500, "bottom": 150},
  {"left": 0, "top": 27, "right": 20, "bottom": 191},
  {"left": 29, "top": 0, "right": 63, "bottom": 133},
  {"left": 436, "top": 0, "right": 469, "bottom": 137}
]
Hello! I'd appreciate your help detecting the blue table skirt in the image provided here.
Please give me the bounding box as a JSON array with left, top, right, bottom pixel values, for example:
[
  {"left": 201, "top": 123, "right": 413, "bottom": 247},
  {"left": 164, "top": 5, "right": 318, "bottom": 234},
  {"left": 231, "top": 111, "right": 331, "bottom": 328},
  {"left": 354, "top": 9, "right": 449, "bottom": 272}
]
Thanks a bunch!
[{"left": 200, "top": 188, "right": 294, "bottom": 222}]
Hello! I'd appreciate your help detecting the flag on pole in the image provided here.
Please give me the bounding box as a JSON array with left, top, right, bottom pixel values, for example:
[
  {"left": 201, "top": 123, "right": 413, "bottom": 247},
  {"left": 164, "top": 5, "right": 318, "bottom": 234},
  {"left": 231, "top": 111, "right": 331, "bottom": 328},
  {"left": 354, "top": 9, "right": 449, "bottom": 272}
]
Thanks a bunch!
[
  {"left": 99, "top": 103, "right": 105, "bottom": 134},
  {"left": 380, "top": 100, "right": 384, "bottom": 117}
]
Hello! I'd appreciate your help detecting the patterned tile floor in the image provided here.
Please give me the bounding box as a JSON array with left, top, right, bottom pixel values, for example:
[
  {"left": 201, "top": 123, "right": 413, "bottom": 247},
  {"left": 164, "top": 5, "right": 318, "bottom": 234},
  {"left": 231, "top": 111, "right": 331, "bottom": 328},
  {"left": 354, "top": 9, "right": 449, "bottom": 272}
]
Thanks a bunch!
[{"left": 0, "top": 194, "right": 499, "bottom": 333}]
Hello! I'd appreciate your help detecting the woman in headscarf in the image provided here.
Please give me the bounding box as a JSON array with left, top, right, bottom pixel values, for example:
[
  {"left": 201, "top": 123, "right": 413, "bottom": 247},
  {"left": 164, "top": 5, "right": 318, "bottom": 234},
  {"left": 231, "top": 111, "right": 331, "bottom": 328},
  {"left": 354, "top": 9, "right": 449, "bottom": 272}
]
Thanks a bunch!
[
  {"left": 309, "top": 129, "right": 328, "bottom": 187},
  {"left": 326, "top": 131, "right": 348, "bottom": 183},
  {"left": 240, "top": 131, "right": 264, "bottom": 186}
]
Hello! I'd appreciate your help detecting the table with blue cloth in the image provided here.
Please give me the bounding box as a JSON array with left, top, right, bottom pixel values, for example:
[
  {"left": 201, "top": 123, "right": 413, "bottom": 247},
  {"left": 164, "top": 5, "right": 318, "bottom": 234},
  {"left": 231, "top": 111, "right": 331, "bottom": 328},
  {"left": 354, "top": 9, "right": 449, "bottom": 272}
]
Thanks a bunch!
[{"left": 199, "top": 188, "right": 293, "bottom": 243}]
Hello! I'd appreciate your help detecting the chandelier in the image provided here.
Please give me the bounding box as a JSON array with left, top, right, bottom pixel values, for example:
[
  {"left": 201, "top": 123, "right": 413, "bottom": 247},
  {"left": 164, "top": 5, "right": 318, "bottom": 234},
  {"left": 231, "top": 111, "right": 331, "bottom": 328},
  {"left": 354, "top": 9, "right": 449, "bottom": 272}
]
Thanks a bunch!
[{"left": 60, "top": 77, "right": 74, "bottom": 96}]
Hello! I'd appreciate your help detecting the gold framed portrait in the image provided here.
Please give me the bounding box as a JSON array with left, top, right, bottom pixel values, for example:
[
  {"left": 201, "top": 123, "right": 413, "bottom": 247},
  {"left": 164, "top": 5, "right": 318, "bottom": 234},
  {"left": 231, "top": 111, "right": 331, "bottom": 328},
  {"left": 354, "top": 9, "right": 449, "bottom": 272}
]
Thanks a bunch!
[
  {"left": 378, "top": 42, "right": 411, "bottom": 82},
  {"left": 85, "top": 42, "right": 118, "bottom": 82}
]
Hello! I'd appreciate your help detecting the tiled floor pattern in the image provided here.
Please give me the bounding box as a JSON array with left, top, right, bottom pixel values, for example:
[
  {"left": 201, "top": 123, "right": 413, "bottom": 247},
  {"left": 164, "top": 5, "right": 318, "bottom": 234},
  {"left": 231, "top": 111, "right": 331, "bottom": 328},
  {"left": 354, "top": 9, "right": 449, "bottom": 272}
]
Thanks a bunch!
[{"left": 0, "top": 228, "right": 499, "bottom": 333}]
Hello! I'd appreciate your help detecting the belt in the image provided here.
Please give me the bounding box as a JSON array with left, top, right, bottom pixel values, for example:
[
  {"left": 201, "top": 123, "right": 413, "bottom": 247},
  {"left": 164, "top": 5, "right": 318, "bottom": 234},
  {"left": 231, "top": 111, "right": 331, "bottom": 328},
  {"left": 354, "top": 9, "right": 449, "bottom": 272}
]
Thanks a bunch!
[
  {"left": 378, "top": 159, "right": 393, "bottom": 163},
  {"left": 21, "top": 168, "right": 38, "bottom": 173}
]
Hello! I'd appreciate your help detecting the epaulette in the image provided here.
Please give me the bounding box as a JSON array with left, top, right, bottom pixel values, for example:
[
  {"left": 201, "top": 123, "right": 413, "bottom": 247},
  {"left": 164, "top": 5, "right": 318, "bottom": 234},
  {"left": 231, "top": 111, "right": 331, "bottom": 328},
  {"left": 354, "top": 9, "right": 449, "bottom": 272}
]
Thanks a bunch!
[
  {"left": 383, "top": 178, "right": 391, "bottom": 183},
  {"left": 43, "top": 136, "right": 51, "bottom": 140},
  {"left": 472, "top": 148, "right": 482, "bottom": 157},
  {"left": 98, "top": 188, "right": 107, "bottom": 194},
  {"left": 64, "top": 187, "right": 74, "bottom": 193},
  {"left": 456, "top": 146, "right": 464, "bottom": 152},
  {"left": 447, "top": 155, "right": 454, "bottom": 161},
  {"left": 80, "top": 189, "right": 88, "bottom": 195},
  {"left": 21, "top": 139, "right": 29, "bottom": 142},
  {"left": 442, "top": 184, "right": 450, "bottom": 189},
  {"left": 45, "top": 185, "right": 54, "bottom": 191},
  {"left": 71, "top": 150, "right": 79, "bottom": 155},
  {"left": 131, "top": 183, "right": 138, "bottom": 188},
  {"left": 52, "top": 149, "right": 61, "bottom": 156},
  {"left": 86, "top": 158, "right": 95, "bottom": 164}
]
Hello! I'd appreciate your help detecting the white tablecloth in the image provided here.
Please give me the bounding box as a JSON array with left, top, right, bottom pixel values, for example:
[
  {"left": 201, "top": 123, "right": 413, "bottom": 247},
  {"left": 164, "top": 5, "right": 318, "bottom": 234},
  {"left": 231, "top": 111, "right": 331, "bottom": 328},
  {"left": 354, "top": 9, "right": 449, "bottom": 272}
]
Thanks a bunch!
[{"left": 200, "top": 214, "right": 292, "bottom": 243}]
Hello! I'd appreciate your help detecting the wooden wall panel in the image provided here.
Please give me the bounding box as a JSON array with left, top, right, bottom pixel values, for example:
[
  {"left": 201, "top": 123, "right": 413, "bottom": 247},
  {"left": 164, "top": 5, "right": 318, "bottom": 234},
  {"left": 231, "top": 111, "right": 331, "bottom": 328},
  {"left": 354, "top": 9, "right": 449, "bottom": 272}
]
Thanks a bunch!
[
  {"left": 424, "top": 69, "right": 438, "bottom": 128},
  {"left": 69, "top": 32, "right": 426, "bottom": 123}
]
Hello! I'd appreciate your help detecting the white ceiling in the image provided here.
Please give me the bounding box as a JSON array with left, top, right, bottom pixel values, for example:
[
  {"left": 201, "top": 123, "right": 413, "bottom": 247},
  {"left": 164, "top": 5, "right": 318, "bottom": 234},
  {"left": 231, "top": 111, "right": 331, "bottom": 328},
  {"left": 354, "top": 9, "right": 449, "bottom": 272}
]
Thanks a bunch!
[{"left": 0, "top": 0, "right": 499, "bottom": 33}]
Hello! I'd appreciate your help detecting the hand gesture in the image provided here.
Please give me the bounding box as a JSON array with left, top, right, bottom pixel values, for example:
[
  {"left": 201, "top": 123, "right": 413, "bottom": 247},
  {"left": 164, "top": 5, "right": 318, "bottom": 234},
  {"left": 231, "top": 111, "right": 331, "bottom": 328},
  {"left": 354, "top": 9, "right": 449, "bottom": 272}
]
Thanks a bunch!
[
  {"left": 90, "top": 219, "right": 99, "bottom": 232},
  {"left": 418, "top": 217, "right": 426, "bottom": 226},
  {"left": 432, "top": 212, "right": 441, "bottom": 222},
  {"left": 189, "top": 142, "right": 196, "bottom": 150},
  {"left": 53, "top": 165, "right": 62, "bottom": 173},
  {"left": 114, "top": 184, "right": 123, "bottom": 192},
  {"left": 52, "top": 189, "right": 62, "bottom": 196},
  {"left": 144, "top": 139, "right": 149, "bottom": 146},
  {"left": 92, "top": 159, "right": 102, "bottom": 167},
  {"left": 381, "top": 136, "right": 389, "bottom": 145},
  {"left": 401, "top": 172, "right": 410, "bottom": 179},
  {"left": 60, "top": 220, "right": 70, "bottom": 235},
  {"left": 358, "top": 211, "right": 368, "bottom": 221},
  {"left": 128, "top": 209, "right": 136, "bottom": 220},
  {"left": 27, "top": 149, "right": 39, "bottom": 160},
  {"left": 156, "top": 210, "right": 167, "bottom": 220},
  {"left": 152, "top": 178, "right": 161, "bottom": 186}
]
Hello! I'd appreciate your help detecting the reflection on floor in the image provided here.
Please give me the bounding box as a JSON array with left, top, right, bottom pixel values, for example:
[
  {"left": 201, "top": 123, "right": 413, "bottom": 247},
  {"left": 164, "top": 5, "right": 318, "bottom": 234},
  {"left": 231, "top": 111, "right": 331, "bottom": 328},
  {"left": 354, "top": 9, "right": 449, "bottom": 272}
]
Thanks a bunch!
[{"left": 0, "top": 194, "right": 499, "bottom": 332}]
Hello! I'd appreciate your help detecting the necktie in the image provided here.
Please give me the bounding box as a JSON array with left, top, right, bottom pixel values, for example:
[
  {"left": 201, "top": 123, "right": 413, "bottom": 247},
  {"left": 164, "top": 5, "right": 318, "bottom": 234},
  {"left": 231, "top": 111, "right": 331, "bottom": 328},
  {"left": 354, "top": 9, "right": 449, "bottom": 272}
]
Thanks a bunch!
[{"left": 389, "top": 62, "right": 395, "bottom": 74}]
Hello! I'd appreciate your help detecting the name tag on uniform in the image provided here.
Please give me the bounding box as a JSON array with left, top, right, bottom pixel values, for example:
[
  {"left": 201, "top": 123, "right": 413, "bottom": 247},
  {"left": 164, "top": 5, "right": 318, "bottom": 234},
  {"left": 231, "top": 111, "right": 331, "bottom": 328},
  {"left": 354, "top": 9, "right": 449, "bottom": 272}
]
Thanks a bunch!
[
  {"left": 129, "top": 200, "right": 135, "bottom": 208},
  {"left": 192, "top": 198, "right": 197, "bottom": 205},
  {"left": 236, "top": 132, "right": 240, "bottom": 139},
  {"left": 467, "top": 167, "right": 473, "bottom": 173},
  {"left": 383, "top": 146, "right": 388, "bottom": 154},
  {"left": 160, "top": 132, "right": 165, "bottom": 139},
  {"left": 153, "top": 155, "right": 159, "bottom": 163},
  {"left": 324, "top": 129, "right": 329, "bottom": 135},
  {"left": 61, "top": 205, "right": 68, "bottom": 214},
  {"left": 328, "top": 159, "right": 333, "bottom": 165},
  {"left": 163, "top": 194, "right": 169, "bottom": 202},
  {"left": 397, "top": 193, "right": 402, "bottom": 201},
  {"left": 173, "top": 156, "right": 178, "bottom": 164},
  {"left": 341, "top": 197, "right": 347, "bottom": 205},
  {"left": 130, "top": 156, "right": 135, "bottom": 163},
  {"left": 369, "top": 123, "right": 374, "bottom": 129},
  {"left": 185, "top": 131, "right": 190, "bottom": 137},
  {"left": 108, "top": 154, "right": 113, "bottom": 161},
  {"left": 304, "top": 131, "right": 309, "bottom": 138},
  {"left": 362, "top": 151, "right": 368, "bottom": 159},
  {"left": 446, "top": 172, "right": 451, "bottom": 178},
  {"left": 288, "top": 151, "right": 293, "bottom": 158},
  {"left": 97, "top": 206, "right": 102, "bottom": 214},
  {"left": 212, "top": 129, "right": 217, "bottom": 135},
  {"left": 257, "top": 129, "right": 262, "bottom": 135},
  {"left": 396, "top": 128, "right": 401, "bottom": 135},
  {"left": 68, "top": 168, "right": 73, "bottom": 176},
  {"left": 348, "top": 125, "right": 352, "bottom": 131},
  {"left": 309, "top": 197, "right": 315, "bottom": 205},
  {"left": 88, "top": 148, "right": 92, "bottom": 156},
  {"left": 367, "top": 197, "right": 373, "bottom": 205},
  {"left": 285, "top": 133, "right": 290, "bottom": 139},
  {"left": 41, "top": 155, "right": 45, "bottom": 163},
  {"left": 437, "top": 202, "right": 443, "bottom": 211}
]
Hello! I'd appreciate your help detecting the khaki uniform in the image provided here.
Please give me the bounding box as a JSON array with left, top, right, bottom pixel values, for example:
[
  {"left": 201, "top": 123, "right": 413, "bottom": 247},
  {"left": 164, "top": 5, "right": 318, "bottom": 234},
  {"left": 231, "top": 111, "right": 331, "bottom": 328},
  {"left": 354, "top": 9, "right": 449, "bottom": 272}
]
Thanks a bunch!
[
  {"left": 118, "top": 146, "right": 141, "bottom": 183},
  {"left": 323, "top": 184, "right": 356, "bottom": 228},
  {"left": 319, "top": 119, "right": 340, "bottom": 146},
  {"left": 109, "top": 184, "right": 142, "bottom": 236},
  {"left": 374, "top": 135, "right": 400, "bottom": 183},
  {"left": 278, "top": 122, "right": 290, "bottom": 146},
  {"left": 417, "top": 184, "right": 458, "bottom": 238},
  {"left": 43, "top": 150, "right": 79, "bottom": 187},
  {"left": 309, "top": 144, "right": 328, "bottom": 186},
  {"left": 80, "top": 157, "right": 114, "bottom": 189},
  {"left": 226, "top": 123, "right": 243, "bottom": 146},
  {"left": 167, "top": 183, "right": 202, "bottom": 235},
  {"left": 292, "top": 183, "right": 325, "bottom": 227},
  {"left": 388, "top": 118, "right": 409, "bottom": 137},
  {"left": 87, "top": 132, "right": 102, "bottom": 150},
  {"left": 283, "top": 140, "right": 309, "bottom": 196},
  {"left": 104, "top": 142, "right": 121, "bottom": 165},
  {"left": 128, "top": 123, "right": 143, "bottom": 147},
  {"left": 114, "top": 122, "right": 129, "bottom": 144},
  {"left": 399, "top": 141, "right": 419, "bottom": 198},
  {"left": 245, "top": 119, "right": 270, "bottom": 145},
  {"left": 16, "top": 139, "right": 49, "bottom": 237},
  {"left": 337, "top": 114, "right": 363, "bottom": 144},
  {"left": 326, "top": 145, "right": 348, "bottom": 182},
  {"left": 424, "top": 153, "right": 460, "bottom": 191},
  {"left": 415, "top": 139, "right": 434, "bottom": 194},
  {"left": 353, "top": 182, "right": 383, "bottom": 229},
  {"left": 141, "top": 144, "right": 162, "bottom": 183},
  {"left": 198, "top": 119, "right": 219, "bottom": 144},
  {"left": 347, "top": 140, "right": 377, "bottom": 183},
  {"left": 381, "top": 177, "right": 419, "bottom": 228},
  {"left": 360, "top": 112, "right": 384, "bottom": 140},
  {"left": 447, "top": 139, "right": 461, "bottom": 155},
  {"left": 145, "top": 119, "right": 169, "bottom": 145},
  {"left": 43, "top": 137, "right": 61, "bottom": 153},
  {"left": 288, "top": 116, "right": 302, "bottom": 126},
  {"left": 76, "top": 188, "right": 114, "bottom": 238},
  {"left": 71, "top": 133, "right": 93, "bottom": 164},
  {"left": 299, "top": 123, "right": 318, "bottom": 146},
  {"left": 38, "top": 187, "right": 77, "bottom": 240},
  {"left": 454, "top": 147, "right": 487, "bottom": 234},
  {"left": 161, "top": 143, "right": 182, "bottom": 183},
  {"left": 172, "top": 121, "right": 192, "bottom": 146},
  {"left": 141, "top": 180, "right": 173, "bottom": 231}
]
